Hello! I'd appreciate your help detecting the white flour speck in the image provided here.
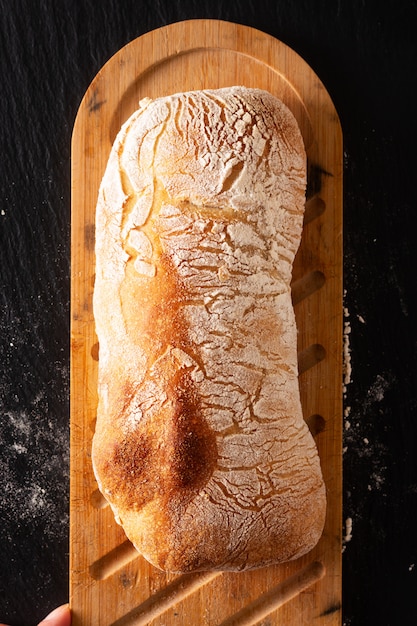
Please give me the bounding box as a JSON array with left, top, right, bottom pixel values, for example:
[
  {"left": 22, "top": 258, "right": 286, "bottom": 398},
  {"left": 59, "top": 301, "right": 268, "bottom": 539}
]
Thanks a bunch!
[
  {"left": 343, "top": 301, "right": 352, "bottom": 393},
  {"left": 366, "top": 373, "right": 392, "bottom": 404},
  {"left": 343, "top": 516, "right": 353, "bottom": 551}
]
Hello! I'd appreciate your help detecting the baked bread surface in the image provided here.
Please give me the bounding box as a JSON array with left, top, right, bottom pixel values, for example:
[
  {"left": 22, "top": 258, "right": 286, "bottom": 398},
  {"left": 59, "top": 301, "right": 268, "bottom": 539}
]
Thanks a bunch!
[{"left": 92, "top": 86, "right": 326, "bottom": 572}]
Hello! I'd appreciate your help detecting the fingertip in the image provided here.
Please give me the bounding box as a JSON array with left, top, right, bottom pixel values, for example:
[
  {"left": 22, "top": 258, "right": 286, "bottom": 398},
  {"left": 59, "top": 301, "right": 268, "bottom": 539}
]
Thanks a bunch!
[{"left": 38, "top": 604, "right": 71, "bottom": 626}]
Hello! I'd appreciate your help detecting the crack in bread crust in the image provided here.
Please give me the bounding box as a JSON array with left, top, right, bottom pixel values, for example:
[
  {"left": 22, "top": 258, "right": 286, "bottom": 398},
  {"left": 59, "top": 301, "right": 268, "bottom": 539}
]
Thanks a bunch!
[{"left": 92, "top": 87, "right": 326, "bottom": 573}]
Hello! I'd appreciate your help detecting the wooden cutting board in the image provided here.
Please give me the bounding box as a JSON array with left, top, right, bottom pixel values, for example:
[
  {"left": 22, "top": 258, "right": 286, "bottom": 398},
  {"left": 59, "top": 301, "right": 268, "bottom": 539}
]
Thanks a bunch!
[{"left": 70, "top": 19, "right": 343, "bottom": 626}]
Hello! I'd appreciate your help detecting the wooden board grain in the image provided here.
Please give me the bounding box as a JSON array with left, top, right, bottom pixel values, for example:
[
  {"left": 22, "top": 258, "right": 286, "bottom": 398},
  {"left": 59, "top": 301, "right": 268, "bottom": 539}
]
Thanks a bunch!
[{"left": 70, "top": 19, "right": 343, "bottom": 626}]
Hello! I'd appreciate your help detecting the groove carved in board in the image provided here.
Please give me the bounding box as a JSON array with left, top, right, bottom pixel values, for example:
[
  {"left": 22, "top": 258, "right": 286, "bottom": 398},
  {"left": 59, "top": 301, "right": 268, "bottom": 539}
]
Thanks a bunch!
[
  {"left": 110, "top": 570, "right": 221, "bottom": 626},
  {"left": 292, "top": 270, "right": 326, "bottom": 305},
  {"left": 219, "top": 561, "right": 326, "bottom": 626},
  {"left": 304, "top": 195, "right": 326, "bottom": 225},
  {"left": 90, "top": 488, "right": 109, "bottom": 509},
  {"left": 90, "top": 540, "right": 139, "bottom": 581},
  {"left": 305, "top": 413, "right": 326, "bottom": 437},
  {"left": 91, "top": 341, "right": 99, "bottom": 361},
  {"left": 298, "top": 343, "right": 326, "bottom": 374}
]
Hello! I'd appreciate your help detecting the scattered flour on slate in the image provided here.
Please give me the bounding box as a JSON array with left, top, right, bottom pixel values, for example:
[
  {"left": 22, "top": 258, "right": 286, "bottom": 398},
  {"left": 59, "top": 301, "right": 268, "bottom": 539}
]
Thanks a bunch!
[
  {"left": 343, "top": 297, "right": 354, "bottom": 549},
  {"left": 342, "top": 293, "right": 391, "bottom": 551},
  {"left": 0, "top": 371, "right": 69, "bottom": 541}
]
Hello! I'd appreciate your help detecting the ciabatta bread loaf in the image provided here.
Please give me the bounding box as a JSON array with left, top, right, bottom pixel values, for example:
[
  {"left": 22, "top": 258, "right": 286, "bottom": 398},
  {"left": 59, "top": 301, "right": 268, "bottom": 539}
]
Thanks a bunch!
[{"left": 92, "top": 86, "right": 326, "bottom": 572}]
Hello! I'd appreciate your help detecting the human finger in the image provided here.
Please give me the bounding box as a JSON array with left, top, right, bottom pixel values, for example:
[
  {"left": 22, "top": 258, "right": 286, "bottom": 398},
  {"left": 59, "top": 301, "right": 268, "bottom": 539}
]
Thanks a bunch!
[{"left": 37, "top": 604, "right": 71, "bottom": 626}]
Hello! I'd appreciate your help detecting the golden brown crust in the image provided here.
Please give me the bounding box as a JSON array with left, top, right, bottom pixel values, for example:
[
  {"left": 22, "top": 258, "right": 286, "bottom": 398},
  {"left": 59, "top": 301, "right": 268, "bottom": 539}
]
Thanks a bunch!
[{"left": 92, "top": 86, "right": 326, "bottom": 572}]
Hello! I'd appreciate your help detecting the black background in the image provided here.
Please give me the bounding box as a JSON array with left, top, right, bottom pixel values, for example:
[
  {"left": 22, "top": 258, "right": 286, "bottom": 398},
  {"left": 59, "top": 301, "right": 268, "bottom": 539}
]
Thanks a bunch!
[{"left": 1, "top": 1, "right": 416, "bottom": 625}]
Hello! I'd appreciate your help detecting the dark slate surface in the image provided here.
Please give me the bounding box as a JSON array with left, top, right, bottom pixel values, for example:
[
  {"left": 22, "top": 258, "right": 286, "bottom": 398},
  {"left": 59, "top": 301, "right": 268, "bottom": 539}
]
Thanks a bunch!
[{"left": 1, "top": 1, "right": 416, "bottom": 624}]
